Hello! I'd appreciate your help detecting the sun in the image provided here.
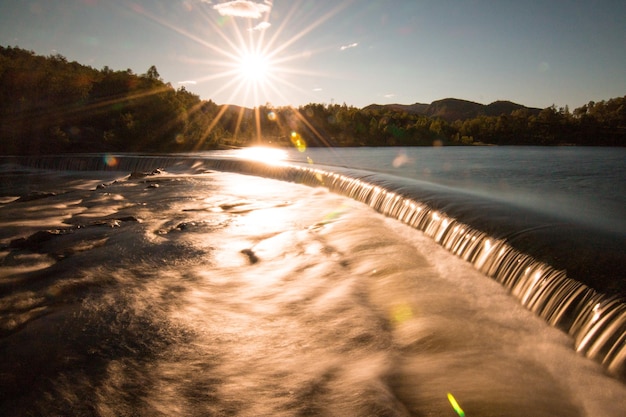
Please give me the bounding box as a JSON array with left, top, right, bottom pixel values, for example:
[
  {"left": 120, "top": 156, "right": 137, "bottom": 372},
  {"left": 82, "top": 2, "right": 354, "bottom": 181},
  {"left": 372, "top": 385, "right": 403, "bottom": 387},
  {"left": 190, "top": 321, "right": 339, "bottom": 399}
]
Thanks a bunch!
[
  {"left": 133, "top": 1, "right": 351, "bottom": 110},
  {"left": 132, "top": 1, "right": 352, "bottom": 147},
  {"left": 237, "top": 51, "right": 270, "bottom": 84}
]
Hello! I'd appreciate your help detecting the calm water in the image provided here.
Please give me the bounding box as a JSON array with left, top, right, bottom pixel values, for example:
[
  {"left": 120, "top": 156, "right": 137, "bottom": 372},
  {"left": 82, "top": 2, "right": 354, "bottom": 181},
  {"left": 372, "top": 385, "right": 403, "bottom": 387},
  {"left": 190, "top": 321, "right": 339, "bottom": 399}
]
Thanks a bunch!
[{"left": 280, "top": 146, "right": 626, "bottom": 235}]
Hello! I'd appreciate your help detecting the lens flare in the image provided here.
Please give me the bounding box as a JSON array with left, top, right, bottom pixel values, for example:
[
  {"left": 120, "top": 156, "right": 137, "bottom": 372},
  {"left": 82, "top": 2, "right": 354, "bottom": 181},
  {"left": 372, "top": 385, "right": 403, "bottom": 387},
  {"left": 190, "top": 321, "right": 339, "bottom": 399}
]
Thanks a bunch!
[
  {"left": 103, "top": 154, "right": 118, "bottom": 167},
  {"left": 447, "top": 392, "right": 466, "bottom": 417},
  {"left": 290, "top": 131, "right": 306, "bottom": 152},
  {"left": 391, "top": 303, "right": 413, "bottom": 325}
]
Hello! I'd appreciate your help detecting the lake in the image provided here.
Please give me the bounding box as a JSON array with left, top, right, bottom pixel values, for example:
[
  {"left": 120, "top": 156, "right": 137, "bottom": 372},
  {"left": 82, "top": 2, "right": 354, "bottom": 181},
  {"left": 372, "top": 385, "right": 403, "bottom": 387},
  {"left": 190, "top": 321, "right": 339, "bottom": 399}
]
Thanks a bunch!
[{"left": 280, "top": 146, "right": 626, "bottom": 234}]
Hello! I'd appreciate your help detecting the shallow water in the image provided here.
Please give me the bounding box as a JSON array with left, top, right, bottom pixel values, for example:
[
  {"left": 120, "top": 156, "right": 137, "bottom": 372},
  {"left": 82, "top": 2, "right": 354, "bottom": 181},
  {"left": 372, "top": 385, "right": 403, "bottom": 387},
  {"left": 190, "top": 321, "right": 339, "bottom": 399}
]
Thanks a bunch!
[{"left": 1, "top": 168, "right": 625, "bottom": 416}]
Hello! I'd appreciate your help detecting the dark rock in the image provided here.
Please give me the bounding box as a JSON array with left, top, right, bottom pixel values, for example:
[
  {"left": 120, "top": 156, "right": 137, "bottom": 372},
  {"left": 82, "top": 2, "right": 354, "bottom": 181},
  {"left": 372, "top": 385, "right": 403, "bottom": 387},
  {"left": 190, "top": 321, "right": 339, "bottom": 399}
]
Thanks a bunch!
[
  {"left": 240, "top": 248, "right": 259, "bottom": 264},
  {"left": 9, "top": 229, "right": 72, "bottom": 251},
  {"left": 115, "top": 216, "right": 140, "bottom": 223},
  {"left": 129, "top": 172, "right": 149, "bottom": 180},
  {"left": 219, "top": 201, "right": 247, "bottom": 211},
  {"left": 174, "top": 222, "right": 197, "bottom": 231},
  {"left": 129, "top": 169, "right": 162, "bottom": 180},
  {"left": 15, "top": 191, "right": 57, "bottom": 202},
  {"left": 88, "top": 220, "right": 121, "bottom": 228}
]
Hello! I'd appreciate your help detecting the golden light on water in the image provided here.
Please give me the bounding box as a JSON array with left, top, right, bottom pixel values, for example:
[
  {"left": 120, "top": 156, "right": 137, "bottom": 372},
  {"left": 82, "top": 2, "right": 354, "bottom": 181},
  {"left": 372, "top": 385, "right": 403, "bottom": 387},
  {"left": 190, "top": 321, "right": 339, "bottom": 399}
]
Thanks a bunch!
[{"left": 238, "top": 146, "right": 287, "bottom": 164}]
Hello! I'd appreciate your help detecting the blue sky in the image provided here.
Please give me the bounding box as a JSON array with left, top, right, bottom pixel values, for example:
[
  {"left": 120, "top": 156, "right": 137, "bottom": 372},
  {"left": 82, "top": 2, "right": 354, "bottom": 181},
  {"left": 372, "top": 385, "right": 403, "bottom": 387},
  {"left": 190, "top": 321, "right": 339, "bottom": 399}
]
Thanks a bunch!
[{"left": 1, "top": 0, "right": 625, "bottom": 109}]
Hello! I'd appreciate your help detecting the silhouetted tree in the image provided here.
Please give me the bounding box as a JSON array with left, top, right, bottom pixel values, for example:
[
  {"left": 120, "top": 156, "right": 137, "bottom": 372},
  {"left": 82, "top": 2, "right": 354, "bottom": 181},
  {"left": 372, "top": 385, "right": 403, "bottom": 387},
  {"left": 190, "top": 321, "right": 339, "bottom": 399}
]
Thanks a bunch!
[
  {"left": 144, "top": 65, "right": 160, "bottom": 80},
  {"left": 0, "top": 46, "right": 624, "bottom": 154}
]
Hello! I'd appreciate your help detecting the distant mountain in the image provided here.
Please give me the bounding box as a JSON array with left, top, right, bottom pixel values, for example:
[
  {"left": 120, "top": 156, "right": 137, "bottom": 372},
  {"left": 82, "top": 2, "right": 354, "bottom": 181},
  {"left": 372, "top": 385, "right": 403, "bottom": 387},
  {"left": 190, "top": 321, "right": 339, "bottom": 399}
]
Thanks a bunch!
[
  {"left": 424, "top": 98, "right": 485, "bottom": 121},
  {"left": 484, "top": 100, "right": 541, "bottom": 117},
  {"left": 363, "top": 98, "right": 542, "bottom": 122},
  {"left": 363, "top": 103, "right": 429, "bottom": 114}
]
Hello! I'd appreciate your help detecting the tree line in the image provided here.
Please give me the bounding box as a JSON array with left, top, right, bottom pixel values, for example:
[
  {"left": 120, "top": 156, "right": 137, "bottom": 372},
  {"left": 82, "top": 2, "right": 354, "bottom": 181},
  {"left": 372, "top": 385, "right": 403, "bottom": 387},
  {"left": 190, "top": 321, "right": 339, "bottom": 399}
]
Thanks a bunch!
[{"left": 0, "top": 46, "right": 624, "bottom": 155}]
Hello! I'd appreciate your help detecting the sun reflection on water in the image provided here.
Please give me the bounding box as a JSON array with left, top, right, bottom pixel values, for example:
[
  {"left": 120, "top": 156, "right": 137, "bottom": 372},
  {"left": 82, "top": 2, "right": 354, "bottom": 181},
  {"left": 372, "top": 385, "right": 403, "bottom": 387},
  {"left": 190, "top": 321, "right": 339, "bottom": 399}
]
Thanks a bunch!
[{"left": 237, "top": 146, "right": 287, "bottom": 164}]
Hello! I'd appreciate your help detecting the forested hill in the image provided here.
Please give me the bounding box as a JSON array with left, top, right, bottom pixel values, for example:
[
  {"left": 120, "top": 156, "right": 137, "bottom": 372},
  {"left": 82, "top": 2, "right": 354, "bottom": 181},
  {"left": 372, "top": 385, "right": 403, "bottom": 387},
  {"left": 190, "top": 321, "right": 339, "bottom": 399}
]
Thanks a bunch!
[
  {"left": 0, "top": 46, "right": 624, "bottom": 155},
  {"left": 363, "top": 99, "right": 542, "bottom": 122}
]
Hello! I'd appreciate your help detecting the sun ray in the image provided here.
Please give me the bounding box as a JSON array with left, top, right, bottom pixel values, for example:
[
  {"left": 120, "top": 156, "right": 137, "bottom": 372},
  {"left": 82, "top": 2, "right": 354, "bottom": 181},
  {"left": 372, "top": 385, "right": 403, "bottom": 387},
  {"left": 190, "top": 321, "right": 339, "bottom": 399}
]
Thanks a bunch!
[
  {"left": 117, "top": 0, "right": 362, "bottom": 151},
  {"left": 128, "top": 0, "right": 353, "bottom": 108},
  {"left": 192, "top": 104, "right": 232, "bottom": 151},
  {"left": 253, "top": 107, "right": 263, "bottom": 143},
  {"left": 122, "top": 2, "right": 240, "bottom": 63},
  {"left": 262, "top": 1, "right": 354, "bottom": 60},
  {"left": 289, "top": 107, "right": 335, "bottom": 148}
]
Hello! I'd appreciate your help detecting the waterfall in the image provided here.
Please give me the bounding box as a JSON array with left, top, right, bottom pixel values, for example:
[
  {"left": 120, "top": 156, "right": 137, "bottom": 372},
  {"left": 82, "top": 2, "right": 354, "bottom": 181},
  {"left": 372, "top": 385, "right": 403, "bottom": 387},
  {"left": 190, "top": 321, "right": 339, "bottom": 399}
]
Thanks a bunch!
[
  {"left": 3, "top": 153, "right": 624, "bottom": 380},
  {"left": 280, "top": 164, "right": 625, "bottom": 379}
]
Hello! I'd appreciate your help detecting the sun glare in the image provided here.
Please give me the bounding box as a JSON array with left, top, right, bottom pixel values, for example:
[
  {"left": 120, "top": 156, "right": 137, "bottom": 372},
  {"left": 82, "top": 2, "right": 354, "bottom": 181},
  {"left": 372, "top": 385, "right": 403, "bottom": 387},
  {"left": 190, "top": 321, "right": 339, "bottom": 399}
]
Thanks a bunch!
[
  {"left": 238, "top": 52, "right": 270, "bottom": 83},
  {"left": 238, "top": 146, "right": 287, "bottom": 164},
  {"left": 132, "top": 1, "right": 352, "bottom": 148}
]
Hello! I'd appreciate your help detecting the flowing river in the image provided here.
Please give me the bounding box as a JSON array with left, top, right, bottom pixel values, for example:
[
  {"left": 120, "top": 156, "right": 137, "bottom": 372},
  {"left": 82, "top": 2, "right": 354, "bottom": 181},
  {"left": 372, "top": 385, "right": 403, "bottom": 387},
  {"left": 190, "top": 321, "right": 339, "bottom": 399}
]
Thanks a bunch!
[{"left": 0, "top": 147, "right": 624, "bottom": 416}]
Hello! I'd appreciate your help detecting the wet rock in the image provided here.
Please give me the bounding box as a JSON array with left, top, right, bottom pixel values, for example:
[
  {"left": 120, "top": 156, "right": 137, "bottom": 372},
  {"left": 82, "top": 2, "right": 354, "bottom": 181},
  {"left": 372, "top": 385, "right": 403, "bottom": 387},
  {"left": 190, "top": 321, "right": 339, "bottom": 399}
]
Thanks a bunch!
[
  {"left": 15, "top": 191, "right": 58, "bottom": 202},
  {"left": 129, "top": 169, "right": 162, "bottom": 180},
  {"left": 175, "top": 222, "right": 195, "bottom": 231},
  {"left": 115, "top": 216, "right": 140, "bottom": 223},
  {"left": 219, "top": 201, "right": 248, "bottom": 211},
  {"left": 129, "top": 172, "right": 147, "bottom": 179},
  {"left": 83, "top": 216, "right": 139, "bottom": 228},
  {"left": 168, "top": 221, "right": 208, "bottom": 233},
  {"left": 160, "top": 218, "right": 227, "bottom": 235},
  {"left": 9, "top": 229, "right": 72, "bottom": 251},
  {"left": 95, "top": 182, "right": 116, "bottom": 190},
  {"left": 87, "top": 220, "right": 122, "bottom": 228},
  {"left": 241, "top": 248, "right": 259, "bottom": 264}
]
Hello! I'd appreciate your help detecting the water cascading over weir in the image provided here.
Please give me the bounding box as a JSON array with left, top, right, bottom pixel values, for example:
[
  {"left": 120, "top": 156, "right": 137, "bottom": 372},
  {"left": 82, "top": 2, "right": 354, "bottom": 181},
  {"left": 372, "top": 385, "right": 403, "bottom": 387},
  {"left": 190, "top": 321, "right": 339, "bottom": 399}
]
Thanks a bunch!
[{"left": 4, "top": 153, "right": 625, "bottom": 381}]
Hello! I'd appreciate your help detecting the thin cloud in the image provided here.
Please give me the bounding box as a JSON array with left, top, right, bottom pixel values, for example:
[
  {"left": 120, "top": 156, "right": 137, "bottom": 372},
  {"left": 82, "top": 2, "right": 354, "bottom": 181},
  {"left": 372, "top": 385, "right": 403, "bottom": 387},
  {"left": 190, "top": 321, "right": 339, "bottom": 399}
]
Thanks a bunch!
[
  {"left": 384, "top": 93, "right": 396, "bottom": 98},
  {"left": 213, "top": 1, "right": 271, "bottom": 19},
  {"left": 249, "top": 21, "right": 271, "bottom": 31},
  {"left": 340, "top": 42, "right": 358, "bottom": 51},
  {"left": 312, "top": 88, "right": 323, "bottom": 92},
  {"left": 178, "top": 80, "right": 198, "bottom": 85}
]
